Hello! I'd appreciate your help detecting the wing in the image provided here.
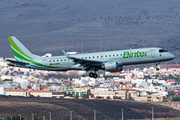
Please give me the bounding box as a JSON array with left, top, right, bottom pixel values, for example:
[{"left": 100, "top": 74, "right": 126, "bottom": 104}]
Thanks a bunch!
[
  {"left": 62, "top": 50, "right": 103, "bottom": 70},
  {"left": 6, "top": 59, "right": 29, "bottom": 66}
]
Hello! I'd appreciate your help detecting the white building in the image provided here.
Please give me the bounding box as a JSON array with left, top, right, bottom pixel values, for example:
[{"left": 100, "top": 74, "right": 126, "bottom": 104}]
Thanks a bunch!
[
  {"left": 6, "top": 89, "right": 26, "bottom": 97},
  {"left": 29, "top": 90, "right": 52, "bottom": 97}
]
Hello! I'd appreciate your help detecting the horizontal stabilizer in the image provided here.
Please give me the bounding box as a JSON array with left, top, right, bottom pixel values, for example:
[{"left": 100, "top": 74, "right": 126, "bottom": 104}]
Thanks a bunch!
[{"left": 6, "top": 59, "right": 29, "bottom": 64}]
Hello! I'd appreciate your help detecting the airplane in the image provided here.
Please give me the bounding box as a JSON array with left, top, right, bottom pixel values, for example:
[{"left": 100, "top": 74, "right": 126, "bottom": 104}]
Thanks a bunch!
[{"left": 6, "top": 36, "right": 176, "bottom": 78}]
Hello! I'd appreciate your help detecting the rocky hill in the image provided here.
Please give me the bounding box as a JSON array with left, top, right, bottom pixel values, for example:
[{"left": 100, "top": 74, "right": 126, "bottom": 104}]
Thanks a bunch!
[
  {"left": 0, "top": 0, "right": 180, "bottom": 63},
  {"left": 0, "top": 96, "right": 179, "bottom": 120}
]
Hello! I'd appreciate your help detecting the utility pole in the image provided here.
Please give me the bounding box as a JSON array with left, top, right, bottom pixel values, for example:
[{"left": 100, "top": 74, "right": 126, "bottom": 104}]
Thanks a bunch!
[
  {"left": 19, "top": 115, "right": 21, "bottom": 120},
  {"left": 152, "top": 107, "right": 154, "bottom": 120},
  {"left": 121, "top": 108, "right": 123, "bottom": 120},
  {"left": 93, "top": 110, "right": 96, "bottom": 120},
  {"left": 49, "top": 112, "right": 51, "bottom": 120},
  {"left": 69, "top": 111, "right": 72, "bottom": 120},
  {"left": 31, "top": 113, "right": 34, "bottom": 120}
]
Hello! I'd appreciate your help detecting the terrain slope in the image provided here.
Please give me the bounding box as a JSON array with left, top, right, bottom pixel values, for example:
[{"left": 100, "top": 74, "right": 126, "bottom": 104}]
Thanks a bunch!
[{"left": 0, "top": 96, "right": 179, "bottom": 120}]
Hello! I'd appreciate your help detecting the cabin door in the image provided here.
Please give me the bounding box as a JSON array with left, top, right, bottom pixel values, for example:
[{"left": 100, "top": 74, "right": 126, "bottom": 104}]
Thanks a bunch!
[
  {"left": 42, "top": 59, "right": 47, "bottom": 67},
  {"left": 151, "top": 50, "right": 155, "bottom": 58}
]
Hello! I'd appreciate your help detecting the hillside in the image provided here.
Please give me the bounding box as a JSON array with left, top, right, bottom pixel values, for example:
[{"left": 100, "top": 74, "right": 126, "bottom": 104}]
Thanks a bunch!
[
  {"left": 0, "top": 96, "right": 179, "bottom": 120},
  {"left": 0, "top": 0, "right": 180, "bottom": 63}
]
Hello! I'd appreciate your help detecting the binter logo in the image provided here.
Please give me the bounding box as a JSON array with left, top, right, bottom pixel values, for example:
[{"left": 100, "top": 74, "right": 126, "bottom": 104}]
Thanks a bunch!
[{"left": 123, "top": 51, "right": 148, "bottom": 58}]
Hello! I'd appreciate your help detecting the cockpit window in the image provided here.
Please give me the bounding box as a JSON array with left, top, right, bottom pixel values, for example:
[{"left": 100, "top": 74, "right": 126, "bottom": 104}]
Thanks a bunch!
[{"left": 159, "top": 49, "right": 167, "bottom": 53}]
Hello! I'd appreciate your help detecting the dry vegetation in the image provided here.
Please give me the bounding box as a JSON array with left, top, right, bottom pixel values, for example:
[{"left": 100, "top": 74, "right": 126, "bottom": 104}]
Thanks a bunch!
[{"left": 0, "top": 96, "right": 180, "bottom": 120}]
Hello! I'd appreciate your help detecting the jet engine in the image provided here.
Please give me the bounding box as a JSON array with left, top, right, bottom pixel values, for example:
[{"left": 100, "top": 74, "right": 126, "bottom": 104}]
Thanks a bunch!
[{"left": 101, "top": 62, "right": 123, "bottom": 72}]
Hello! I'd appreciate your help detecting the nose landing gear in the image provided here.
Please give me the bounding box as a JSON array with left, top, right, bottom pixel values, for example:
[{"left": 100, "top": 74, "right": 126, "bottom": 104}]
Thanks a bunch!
[{"left": 155, "top": 62, "right": 160, "bottom": 71}]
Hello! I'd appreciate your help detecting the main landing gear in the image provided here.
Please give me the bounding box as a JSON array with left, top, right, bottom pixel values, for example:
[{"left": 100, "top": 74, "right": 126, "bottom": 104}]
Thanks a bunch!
[
  {"left": 89, "top": 72, "right": 98, "bottom": 78},
  {"left": 89, "top": 67, "right": 98, "bottom": 78},
  {"left": 155, "top": 62, "right": 160, "bottom": 71}
]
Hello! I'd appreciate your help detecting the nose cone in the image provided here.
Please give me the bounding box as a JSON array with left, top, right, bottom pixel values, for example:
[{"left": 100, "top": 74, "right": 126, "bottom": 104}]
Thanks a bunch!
[{"left": 170, "top": 54, "right": 176, "bottom": 59}]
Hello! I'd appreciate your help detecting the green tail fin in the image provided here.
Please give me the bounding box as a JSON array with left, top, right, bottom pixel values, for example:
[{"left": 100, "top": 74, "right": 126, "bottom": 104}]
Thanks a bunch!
[{"left": 8, "top": 36, "right": 35, "bottom": 61}]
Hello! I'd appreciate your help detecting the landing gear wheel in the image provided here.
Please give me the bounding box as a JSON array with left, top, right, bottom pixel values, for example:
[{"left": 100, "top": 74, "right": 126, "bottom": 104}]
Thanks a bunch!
[
  {"left": 89, "top": 72, "right": 94, "bottom": 77},
  {"left": 156, "top": 68, "right": 159, "bottom": 71},
  {"left": 155, "top": 62, "right": 160, "bottom": 71},
  {"left": 93, "top": 74, "right": 98, "bottom": 78}
]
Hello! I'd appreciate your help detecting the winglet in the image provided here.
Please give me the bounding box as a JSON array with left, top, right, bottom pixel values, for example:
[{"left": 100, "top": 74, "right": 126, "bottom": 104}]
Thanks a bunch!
[{"left": 62, "top": 50, "right": 74, "bottom": 59}]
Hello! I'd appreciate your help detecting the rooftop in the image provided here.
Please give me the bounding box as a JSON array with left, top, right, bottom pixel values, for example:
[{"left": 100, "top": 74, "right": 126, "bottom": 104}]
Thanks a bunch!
[{"left": 6, "top": 89, "right": 26, "bottom": 92}]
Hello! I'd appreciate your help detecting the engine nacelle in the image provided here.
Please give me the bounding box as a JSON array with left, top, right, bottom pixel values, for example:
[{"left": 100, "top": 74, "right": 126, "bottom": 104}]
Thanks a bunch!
[{"left": 101, "top": 62, "right": 123, "bottom": 72}]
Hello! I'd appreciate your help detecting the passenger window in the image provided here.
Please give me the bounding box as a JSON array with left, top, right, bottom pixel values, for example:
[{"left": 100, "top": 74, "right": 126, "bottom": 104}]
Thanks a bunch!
[
  {"left": 85, "top": 57, "right": 87, "bottom": 59},
  {"left": 97, "top": 56, "right": 99, "bottom": 58},
  {"left": 64, "top": 59, "right": 66, "bottom": 61},
  {"left": 93, "top": 56, "right": 95, "bottom": 58},
  {"left": 50, "top": 60, "right": 51, "bottom": 62},
  {"left": 53, "top": 60, "right": 55, "bottom": 62},
  {"left": 117, "top": 54, "right": 118, "bottom": 56},
  {"left": 89, "top": 57, "right": 91, "bottom": 59},
  {"left": 121, "top": 54, "right": 122, "bottom": 56},
  {"left": 109, "top": 55, "right": 111, "bottom": 57},
  {"left": 57, "top": 60, "right": 59, "bottom": 62},
  {"left": 61, "top": 59, "right": 62, "bottom": 61},
  {"left": 113, "top": 55, "right": 115, "bottom": 57},
  {"left": 105, "top": 55, "right": 107, "bottom": 57}
]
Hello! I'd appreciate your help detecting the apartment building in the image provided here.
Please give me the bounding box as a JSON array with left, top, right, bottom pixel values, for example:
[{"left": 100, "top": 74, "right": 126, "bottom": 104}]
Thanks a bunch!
[
  {"left": 29, "top": 90, "right": 52, "bottom": 97},
  {"left": 6, "top": 89, "right": 27, "bottom": 97},
  {"left": 91, "top": 88, "right": 134, "bottom": 100},
  {"left": 147, "top": 94, "right": 166, "bottom": 102}
]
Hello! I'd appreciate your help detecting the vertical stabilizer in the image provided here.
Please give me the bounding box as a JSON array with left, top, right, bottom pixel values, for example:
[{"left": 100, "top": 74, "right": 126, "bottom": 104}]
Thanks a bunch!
[{"left": 8, "top": 36, "right": 35, "bottom": 62}]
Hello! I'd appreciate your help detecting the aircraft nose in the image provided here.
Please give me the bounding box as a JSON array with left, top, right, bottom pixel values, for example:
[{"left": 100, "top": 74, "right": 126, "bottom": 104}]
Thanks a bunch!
[{"left": 170, "top": 54, "right": 176, "bottom": 59}]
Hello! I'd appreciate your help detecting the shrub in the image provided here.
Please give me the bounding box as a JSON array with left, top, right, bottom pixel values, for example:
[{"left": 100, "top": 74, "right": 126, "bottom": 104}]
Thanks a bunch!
[
  {"left": 113, "top": 96, "right": 121, "bottom": 99},
  {"left": 106, "top": 96, "right": 111, "bottom": 99},
  {"left": 82, "top": 94, "right": 89, "bottom": 99},
  {"left": 172, "top": 97, "right": 180, "bottom": 101},
  {"left": 90, "top": 94, "right": 95, "bottom": 99},
  {"left": 96, "top": 96, "right": 103, "bottom": 99},
  {"left": 5, "top": 115, "right": 24, "bottom": 120},
  {"left": 87, "top": 89, "right": 91, "bottom": 95},
  {"left": 29, "top": 95, "right": 34, "bottom": 97},
  {"left": 75, "top": 95, "right": 79, "bottom": 99}
]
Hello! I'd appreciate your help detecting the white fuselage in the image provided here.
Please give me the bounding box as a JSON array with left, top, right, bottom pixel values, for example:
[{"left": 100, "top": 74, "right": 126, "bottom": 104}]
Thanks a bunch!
[{"left": 27, "top": 47, "right": 175, "bottom": 71}]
